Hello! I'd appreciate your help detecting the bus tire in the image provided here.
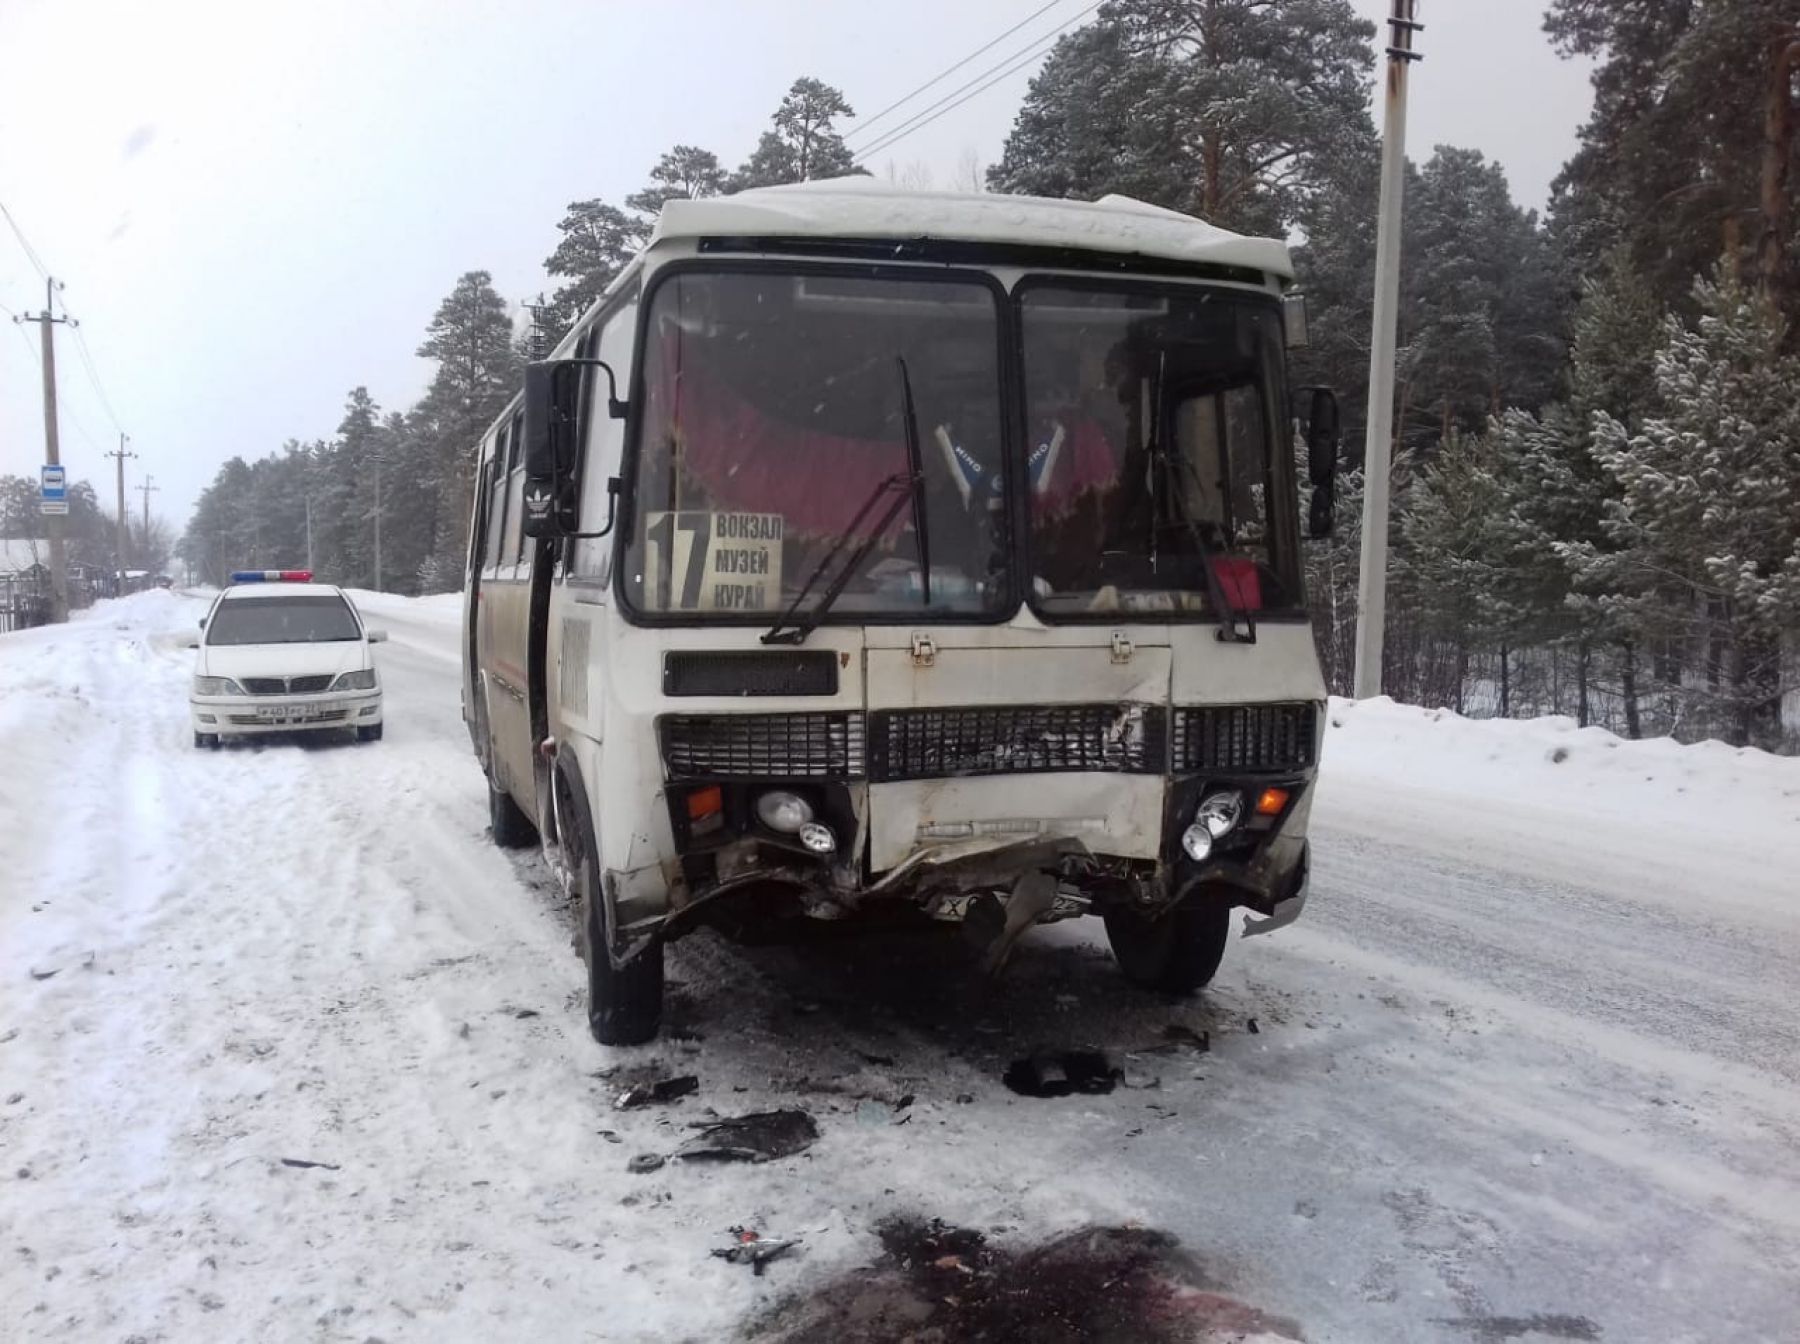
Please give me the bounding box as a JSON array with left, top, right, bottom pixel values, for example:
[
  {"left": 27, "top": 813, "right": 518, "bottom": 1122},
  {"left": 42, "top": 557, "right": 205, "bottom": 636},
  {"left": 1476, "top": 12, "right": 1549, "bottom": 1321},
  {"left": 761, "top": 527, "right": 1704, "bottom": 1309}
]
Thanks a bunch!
[
  {"left": 578, "top": 873, "right": 664, "bottom": 1046},
  {"left": 488, "top": 773, "right": 536, "bottom": 849},
  {"left": 1103, "top": 891, "right": 1231, "bottom": 994}
]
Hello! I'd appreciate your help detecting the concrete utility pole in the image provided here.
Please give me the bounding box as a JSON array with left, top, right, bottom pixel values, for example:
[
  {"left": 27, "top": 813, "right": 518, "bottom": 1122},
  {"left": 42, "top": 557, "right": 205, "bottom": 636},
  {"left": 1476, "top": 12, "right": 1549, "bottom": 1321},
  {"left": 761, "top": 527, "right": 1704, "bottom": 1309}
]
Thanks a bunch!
[
  {"left": 106, "top": 433, "right": 136, "bottom": 592},
  {"left": 1352, "top": 0, "right": 1423, "bottom": 700},
  {"left": 15, "top": 278, "right": 74, "bottom": 622},
  {"left": 136, "top": 476, "right": 159, "bottom": 576},
  {"left": 304, "top": 494, "right": 314, "bottom": 572}
]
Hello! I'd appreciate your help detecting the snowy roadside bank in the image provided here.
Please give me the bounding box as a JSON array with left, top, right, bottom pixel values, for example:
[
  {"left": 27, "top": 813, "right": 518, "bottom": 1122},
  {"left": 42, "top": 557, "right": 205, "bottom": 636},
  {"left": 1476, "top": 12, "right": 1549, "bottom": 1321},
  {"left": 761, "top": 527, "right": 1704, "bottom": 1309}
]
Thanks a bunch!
[{"left": 2, "top": 591, "right": 1796, "bottom": 1343}]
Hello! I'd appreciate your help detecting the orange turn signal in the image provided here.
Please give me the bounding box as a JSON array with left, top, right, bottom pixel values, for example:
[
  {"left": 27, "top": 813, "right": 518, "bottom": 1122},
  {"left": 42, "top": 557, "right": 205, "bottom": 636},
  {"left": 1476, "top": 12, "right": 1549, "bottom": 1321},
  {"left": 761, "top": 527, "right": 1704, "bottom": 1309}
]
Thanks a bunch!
[
  {"left": 1255, "top": 787, "right": 1289, "bottom": 817},
  {"left": 686, "top": 785, "right": 723, "bottom": 821}
]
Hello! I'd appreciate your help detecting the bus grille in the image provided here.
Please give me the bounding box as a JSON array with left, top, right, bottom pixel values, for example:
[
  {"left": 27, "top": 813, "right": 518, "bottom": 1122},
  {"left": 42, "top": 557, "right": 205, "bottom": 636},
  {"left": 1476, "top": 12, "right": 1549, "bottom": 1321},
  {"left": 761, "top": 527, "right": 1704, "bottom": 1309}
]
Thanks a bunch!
[
  {"left": 1171, "top": 702, "right": 1316, "bottom": 774},
  {"left": 868, "top": 704, "right": 1167, "bottom": 782},
  {"left": 660, "top": 713, "right": 866, "bottom": 779}
]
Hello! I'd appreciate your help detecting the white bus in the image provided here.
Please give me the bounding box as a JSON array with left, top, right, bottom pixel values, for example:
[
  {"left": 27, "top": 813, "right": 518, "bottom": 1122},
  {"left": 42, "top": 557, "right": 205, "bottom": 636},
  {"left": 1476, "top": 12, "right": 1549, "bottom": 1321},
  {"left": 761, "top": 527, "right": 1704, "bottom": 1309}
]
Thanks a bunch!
[{"left": 463, "top": 181, "right": 1339, "bottom": 1044}]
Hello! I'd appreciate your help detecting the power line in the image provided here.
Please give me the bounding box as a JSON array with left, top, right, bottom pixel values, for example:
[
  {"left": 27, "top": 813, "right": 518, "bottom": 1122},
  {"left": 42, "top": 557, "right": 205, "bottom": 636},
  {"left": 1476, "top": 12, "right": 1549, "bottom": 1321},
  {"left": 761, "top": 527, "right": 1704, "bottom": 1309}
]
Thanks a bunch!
[
  {"left": 69, "top": 322, "right": 127, "bottom": 436},
  {"left": 844, "top": 0, "right": 1070, "bottom": 144},
  {"left": 0, "top": 198, "right": 51, "bottom": 279},
  {"left": 9, "top": 320, "right": 109, "bottom": 455},
  {"left": 856, "top": 3, "right": 1100, "bottom": 164}
]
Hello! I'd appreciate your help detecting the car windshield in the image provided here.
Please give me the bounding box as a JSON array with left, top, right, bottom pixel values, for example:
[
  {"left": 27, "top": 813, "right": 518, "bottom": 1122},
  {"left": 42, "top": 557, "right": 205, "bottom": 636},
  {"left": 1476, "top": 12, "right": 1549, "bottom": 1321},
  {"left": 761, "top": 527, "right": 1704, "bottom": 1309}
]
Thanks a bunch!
[
  {"left": 206, "top": 594, "right": 362, "bottom": 644},
  {"left": 1020, "top": 282, "right": 1301, "bottom": 618},
  {"left": 621, "top": 270, "right": 1008, "bottom": 620}
]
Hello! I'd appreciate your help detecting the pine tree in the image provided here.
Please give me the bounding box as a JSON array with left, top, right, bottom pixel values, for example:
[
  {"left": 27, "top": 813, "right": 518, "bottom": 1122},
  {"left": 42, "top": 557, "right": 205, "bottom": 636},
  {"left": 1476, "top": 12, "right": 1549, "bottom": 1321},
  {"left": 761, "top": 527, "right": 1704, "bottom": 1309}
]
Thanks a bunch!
[
  {"left": 1400, "top": 427, "right": 1541, "bottom": 713},
  {"left": 415, "top": 272, "right": 521, "bottom": 587},
  {"left": 728, "top": 77, "right": 866, "bottom": 191},
  {"left": 1397, "top": 148, "right": 1565, "bottom": 449},
  {"left": 542, "top": 200, "right": 641, "bottom": 342},
  {"left": 1589, "top": 280, "right": 1800, "bottom": 746},
  {"left": 1547, "top": 0, "right": 1800, "bottom": 322},
  {"left": 627, "top": 144, "right": 727, "bottom": 218},
  {"left": 988, "top": 0, "right": 1378, "bottom": 237}
]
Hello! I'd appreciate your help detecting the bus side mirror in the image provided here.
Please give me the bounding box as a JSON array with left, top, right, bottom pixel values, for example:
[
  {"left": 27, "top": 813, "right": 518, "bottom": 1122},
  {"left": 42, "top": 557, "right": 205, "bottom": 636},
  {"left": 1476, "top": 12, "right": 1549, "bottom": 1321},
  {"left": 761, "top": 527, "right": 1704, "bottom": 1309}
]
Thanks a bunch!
[
  {"left": 1303, "top": 386, "right": 1340, "bottom": 539},
  {"left": 1283, "top": 292, "right": 1310, "bottom": 349},
  {"left": 522, "top": 361, "right": 581, "bottom": 538}
]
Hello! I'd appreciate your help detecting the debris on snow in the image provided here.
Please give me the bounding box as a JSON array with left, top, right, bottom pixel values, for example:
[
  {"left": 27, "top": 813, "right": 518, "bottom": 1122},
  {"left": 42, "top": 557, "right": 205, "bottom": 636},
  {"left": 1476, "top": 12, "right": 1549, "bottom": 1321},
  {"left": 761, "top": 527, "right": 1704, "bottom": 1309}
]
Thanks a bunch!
[
  {"left": 1002, "top": 1050, "right": 1121, "bottom": 1098},
  {"left": 627, "top": 1154, "right": 666, "bottom": 1175},
  {"left": 279, "top": 1158, "right": 341, "bottom": 1171},
  {"left": 712, "top": 1226, "right": 801, "bottom": 1276},
  {"left": 676, "top": 1110, "right": 819, "bottom": 1163},
  {"left": 615, "top": 1074, "right": 700, "bottom": 1109}
]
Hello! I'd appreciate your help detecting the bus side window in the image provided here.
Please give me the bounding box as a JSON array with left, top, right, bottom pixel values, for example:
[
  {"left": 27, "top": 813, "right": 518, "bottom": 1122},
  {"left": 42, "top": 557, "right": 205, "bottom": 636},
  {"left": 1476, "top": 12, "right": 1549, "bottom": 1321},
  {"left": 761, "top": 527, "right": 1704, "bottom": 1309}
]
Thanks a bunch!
[
  {"left": 484, "top": 431, "right": 509, "bottom": 572},
  {"left": 468, "top": 457, "right": 494, "bottom": 578},
  {"left": 573, "top": 289, "right": 639, "bottom": 579},
  {"left": 500, "top": 417, "right": 525, "bottom": 573},
  {"left": 507, "top": 409, "right": 527, "bottom": 566}
]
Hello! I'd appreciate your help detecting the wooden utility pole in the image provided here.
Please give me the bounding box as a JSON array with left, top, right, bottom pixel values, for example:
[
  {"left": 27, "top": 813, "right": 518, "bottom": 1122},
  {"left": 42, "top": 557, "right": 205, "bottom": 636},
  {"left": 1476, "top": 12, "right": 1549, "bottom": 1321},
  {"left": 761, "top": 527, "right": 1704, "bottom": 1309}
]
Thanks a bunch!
[
  {"left": 14, "top": 278, "right": 74, "bottom": 622},
  {"left": 136, "top": 476, "right": 159, "bottom": 577},
  {"left": 106, "top": 434, "right": 136, "bottom": 593},
  {"left": 1353, "top": 0, "right": 1423, "bottom": 699}
]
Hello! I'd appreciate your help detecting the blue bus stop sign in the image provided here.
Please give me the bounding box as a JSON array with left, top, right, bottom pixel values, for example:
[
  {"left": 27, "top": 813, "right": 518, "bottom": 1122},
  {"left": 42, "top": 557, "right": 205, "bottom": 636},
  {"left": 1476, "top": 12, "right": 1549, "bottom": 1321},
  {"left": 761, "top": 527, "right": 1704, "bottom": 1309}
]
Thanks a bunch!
[{"left": 40, "top": 464, "right": 68, "bottom": 515}]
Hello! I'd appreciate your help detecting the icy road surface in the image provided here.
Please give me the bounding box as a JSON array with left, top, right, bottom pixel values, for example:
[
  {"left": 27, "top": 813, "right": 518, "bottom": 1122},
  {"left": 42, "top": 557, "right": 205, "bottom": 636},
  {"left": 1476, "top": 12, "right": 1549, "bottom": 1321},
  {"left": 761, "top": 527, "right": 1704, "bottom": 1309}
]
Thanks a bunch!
[{"left": 2, "top": 589, "right": 1798, "bottom": 1343}]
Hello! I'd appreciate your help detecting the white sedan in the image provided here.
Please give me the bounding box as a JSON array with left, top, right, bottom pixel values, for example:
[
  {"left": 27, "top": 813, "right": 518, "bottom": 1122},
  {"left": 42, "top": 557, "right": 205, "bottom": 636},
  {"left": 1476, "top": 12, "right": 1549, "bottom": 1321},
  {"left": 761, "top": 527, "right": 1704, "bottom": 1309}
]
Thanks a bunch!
[{"left": 189, "top": 573, "right": 386, "bottom": 748}]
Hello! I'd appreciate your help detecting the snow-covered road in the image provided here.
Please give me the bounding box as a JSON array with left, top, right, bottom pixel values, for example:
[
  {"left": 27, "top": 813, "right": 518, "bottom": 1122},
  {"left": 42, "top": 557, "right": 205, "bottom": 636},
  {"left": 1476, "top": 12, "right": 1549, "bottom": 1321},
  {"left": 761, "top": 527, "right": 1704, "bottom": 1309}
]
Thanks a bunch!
[{"left": 3, "top": 590, "right": 1797, "bottom": 1343}]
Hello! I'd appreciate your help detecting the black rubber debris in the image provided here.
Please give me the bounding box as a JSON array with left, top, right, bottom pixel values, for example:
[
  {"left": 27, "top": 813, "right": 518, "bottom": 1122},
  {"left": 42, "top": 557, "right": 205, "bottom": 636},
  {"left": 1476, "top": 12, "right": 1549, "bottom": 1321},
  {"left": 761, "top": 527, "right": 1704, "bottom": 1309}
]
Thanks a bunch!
[
  {"left": 279, "top": 1157, "right": 340, "bottom": 1171},
  {"left": 676, "top": 1110, "right": 819, "bottom": 1163},
  {"left": 615, "top": 1074, "right": 700, "bottom": 1109},
  {"left": 627, "top": 1153, "right": 666, "bottom": 1174},
  {"left": 1003, "top": 1050, "right": 1121, "bottom": 1098}
]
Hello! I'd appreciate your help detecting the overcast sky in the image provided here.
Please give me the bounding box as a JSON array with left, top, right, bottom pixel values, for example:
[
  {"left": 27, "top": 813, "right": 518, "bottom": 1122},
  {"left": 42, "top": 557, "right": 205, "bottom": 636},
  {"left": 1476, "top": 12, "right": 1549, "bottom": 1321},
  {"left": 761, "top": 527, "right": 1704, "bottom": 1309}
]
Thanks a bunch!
[{"left": 0, "top": 0, "right": 1591, "bottom": 535}]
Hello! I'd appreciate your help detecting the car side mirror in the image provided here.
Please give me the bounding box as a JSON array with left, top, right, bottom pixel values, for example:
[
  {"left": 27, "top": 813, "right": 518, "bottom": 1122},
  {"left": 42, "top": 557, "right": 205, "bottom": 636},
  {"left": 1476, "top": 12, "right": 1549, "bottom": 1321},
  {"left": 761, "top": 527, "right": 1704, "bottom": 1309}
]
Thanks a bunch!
[
  {"left": 522, "top": 357, "right": 626, "bottom": 539},
  {"left": 1301, "top": 386, "right": 1340, "bottom": 539},
  {"left": 366, "top": 629, "right": 388, "bottom": 643}
]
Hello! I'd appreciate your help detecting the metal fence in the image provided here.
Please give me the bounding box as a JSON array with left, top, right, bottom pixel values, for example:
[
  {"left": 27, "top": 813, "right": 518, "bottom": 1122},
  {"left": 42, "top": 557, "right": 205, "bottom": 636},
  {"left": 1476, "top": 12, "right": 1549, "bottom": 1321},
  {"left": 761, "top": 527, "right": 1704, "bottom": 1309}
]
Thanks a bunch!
[{"left": 0, "top": 572, "right": 99, "bottom": 634}]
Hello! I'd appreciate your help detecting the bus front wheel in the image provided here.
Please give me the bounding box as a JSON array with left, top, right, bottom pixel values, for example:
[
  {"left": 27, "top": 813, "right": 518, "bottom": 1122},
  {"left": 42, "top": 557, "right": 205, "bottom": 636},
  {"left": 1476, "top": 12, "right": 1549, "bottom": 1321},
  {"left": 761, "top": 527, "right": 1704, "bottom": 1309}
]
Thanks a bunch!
[
  {"left": 558, "top": 773, "right": 663, "bottom": 1045},
  {"left": 1103, "top": 891, "right": 1231, "bottom": 994}
]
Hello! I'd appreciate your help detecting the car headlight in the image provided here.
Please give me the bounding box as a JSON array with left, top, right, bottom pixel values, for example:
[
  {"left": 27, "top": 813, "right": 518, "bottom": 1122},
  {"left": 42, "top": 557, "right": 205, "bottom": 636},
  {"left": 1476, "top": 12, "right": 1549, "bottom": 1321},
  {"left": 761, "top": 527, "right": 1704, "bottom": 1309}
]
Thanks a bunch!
[
  {"left": 193, "top": 676, "right": 245, "bottom": 696},
  {"left": 330, "top": 669, "right": 377, "bottom": 691}
]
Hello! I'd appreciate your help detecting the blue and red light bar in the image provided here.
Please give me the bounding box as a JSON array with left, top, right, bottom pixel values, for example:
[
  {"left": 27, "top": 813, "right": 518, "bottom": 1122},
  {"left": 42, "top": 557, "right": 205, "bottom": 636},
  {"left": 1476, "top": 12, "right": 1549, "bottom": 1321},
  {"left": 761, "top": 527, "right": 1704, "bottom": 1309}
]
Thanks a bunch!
[{"left": 229, "top": 570, "right": 312, "bottom": 584}]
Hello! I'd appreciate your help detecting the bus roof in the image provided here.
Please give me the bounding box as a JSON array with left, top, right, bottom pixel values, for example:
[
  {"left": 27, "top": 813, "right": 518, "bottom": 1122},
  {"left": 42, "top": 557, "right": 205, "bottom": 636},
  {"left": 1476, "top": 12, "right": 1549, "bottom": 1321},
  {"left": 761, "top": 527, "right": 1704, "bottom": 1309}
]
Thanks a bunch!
[{"left": 650, "top": 179, "right": 1294, "bottom": 282}]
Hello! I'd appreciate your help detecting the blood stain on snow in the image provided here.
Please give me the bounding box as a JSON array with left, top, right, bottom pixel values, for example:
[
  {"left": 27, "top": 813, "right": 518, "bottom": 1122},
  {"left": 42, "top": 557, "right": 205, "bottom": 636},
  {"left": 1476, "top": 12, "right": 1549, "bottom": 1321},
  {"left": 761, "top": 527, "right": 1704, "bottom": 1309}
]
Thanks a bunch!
[{"left": 743, "top": 1217, "right": 1305, "bottom": 1342}]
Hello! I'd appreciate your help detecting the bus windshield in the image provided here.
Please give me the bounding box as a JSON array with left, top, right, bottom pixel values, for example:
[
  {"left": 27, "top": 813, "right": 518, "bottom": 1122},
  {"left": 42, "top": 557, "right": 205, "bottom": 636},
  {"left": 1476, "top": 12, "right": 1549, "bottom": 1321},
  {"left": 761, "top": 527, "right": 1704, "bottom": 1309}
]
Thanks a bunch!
[
  {"left": 1019, "top": 282, "right": 1301, "bottom": 618},
  {"left": 621, "top": 270, "right": 1009, "bottom": 621}
]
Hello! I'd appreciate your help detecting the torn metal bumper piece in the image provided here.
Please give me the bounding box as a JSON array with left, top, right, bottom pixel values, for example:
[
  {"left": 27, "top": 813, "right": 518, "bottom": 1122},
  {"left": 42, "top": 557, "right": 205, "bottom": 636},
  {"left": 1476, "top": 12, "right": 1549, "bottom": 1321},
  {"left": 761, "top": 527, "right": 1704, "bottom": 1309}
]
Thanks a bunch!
[{"left": 1241, "top": 846, "right": 1309, "bottom": 938}]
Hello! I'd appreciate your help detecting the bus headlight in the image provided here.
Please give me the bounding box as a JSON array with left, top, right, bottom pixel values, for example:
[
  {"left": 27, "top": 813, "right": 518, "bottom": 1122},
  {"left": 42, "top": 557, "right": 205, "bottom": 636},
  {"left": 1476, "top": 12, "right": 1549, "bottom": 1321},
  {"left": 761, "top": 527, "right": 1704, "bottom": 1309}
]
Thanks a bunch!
[
  {"left": 755, "top": 790, "right": 814, "bottom": 833},
  {"left": 1180, "top": 823, "right": 1214, "bottom": 863},
  {"left": 798, "top": 821, "right": 836, "bottom": 855},
  {"left": 1195, "top": 790, "right": 1245, "bottom": 839},
  {"left": 1182, "top": 790, "right": 1245, "bottom": 862}
]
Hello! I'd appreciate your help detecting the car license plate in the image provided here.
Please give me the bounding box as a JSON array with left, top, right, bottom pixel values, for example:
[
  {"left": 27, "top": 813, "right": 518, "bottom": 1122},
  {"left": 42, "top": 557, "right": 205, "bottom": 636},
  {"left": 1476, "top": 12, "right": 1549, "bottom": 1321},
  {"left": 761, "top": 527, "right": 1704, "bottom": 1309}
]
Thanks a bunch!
[{"left": 256, "top": 705, "right": 291, "bottom": 721}]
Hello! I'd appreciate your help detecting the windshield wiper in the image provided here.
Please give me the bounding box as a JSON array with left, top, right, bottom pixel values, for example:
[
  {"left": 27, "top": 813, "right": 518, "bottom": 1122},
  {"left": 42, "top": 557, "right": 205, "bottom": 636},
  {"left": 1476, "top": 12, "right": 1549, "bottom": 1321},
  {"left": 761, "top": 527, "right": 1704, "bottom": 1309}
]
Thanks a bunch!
[
  {"left": 761, "top": 359, "right": 933, "bottom": 646},
  {"left": 897, "top": 357, "right": 931, "bottom": 606}
]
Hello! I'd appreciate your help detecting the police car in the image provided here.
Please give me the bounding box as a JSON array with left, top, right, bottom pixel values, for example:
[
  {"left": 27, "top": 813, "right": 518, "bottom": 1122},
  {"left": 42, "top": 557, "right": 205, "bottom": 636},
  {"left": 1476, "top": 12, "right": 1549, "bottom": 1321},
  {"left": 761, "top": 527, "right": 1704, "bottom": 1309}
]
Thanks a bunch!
[{"left": 189, "top": 571, "right": 386, "bottom": 748}]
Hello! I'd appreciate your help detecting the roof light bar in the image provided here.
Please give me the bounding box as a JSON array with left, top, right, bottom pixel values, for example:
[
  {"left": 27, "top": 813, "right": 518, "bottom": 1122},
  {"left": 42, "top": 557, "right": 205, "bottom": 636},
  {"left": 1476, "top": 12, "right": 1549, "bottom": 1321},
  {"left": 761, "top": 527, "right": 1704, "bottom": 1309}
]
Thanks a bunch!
[{"left": 229, "top": 570, "right": 313, "bottom": 583}]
